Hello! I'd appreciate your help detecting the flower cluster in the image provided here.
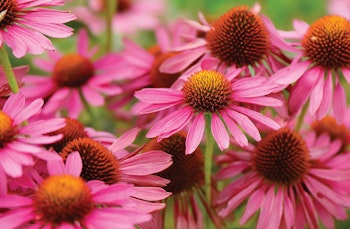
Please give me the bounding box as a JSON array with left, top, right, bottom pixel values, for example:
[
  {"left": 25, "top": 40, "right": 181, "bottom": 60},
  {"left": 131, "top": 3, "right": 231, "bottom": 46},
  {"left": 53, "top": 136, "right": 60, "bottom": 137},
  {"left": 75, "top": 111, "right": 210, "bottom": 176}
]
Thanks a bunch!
[{"left": 1, "top": 0, "right": 350, "bottom": 228}]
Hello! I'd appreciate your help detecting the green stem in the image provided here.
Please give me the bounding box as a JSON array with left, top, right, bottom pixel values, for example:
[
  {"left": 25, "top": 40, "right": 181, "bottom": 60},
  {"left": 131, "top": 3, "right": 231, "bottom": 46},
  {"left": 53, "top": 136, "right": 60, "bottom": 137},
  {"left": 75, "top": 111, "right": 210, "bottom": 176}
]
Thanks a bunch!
[
  {"left": 204, "top": 113, "right": 214, "bottom": 203},
  {"left": 295, "top": 101, "right": 308, "bottom": 132},
  {"left": 105, "top": 0, "right": 116, "bottom": 52},
  {"left": 0, "top": 45, "right": 19, "bottom": 93}
]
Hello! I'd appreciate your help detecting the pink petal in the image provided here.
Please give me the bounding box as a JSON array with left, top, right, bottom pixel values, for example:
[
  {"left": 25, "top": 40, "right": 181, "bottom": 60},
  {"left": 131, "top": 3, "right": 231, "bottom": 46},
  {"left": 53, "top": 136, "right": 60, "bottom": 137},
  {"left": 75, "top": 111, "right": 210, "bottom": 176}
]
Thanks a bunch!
[
  {"left": 333, "top": 82, "right": 346, "bottom": 124},
  {"left": 146, "top": 107, "right": 193, "bottom": 138},
  {"left": 240, "top": 189, "right": 265, "bottom": 225},
  {"left": 221, "top": 112, "right": 248, "bottom": 147},
  {"left": 65, "top": 152, "right": 83, "bottom": 177},
  {"left": 271, "top": 61, "right": 309, "bottom": 85},
  {"left": 159, "top": 47, "right": 206, "bottom": 74},
  {"left": 0, "top": 195, "right": 32, "bottom": 208},
  {"left": 134, "top": 88, "right": 183, "bottom": 104},
  {"left": 211, "top": 113, "right": 229, "bottom": 150},
  {"left": 0, "top": 208, "right": 35, "bottom": 228},
  {"left": 257, "top": 186, "right": 275, "bottom": 229},
  {"left": 186, "top": 113, "right": 205, "bottom": 155},
  {"left": 309, "top": 71, "right": 324, "bottom": 117},
  {"left": 317, "top": 72, "right": 333, "bottom": 119},
  {"left": 131, "top": 187, "right": 171, "bottom": 201},
  {"left": 82, "top": 86, "right": 104, "bottom": 106},
  {"left": 109, "top": 128, "right": 140, "bottom": 153},
  {"left": 120, "top": 150, "right": 172, "bottom": 175}
]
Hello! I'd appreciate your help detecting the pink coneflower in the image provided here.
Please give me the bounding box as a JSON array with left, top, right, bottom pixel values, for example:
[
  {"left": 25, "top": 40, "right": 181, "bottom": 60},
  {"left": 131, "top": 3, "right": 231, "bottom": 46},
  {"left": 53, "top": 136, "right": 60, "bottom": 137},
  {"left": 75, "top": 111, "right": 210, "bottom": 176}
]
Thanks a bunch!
[
  {"left": 160, "top": 4, "right": 295, "bottom": 77},
  {"left": 271, "top": 15, "right": 350, "bottom": 123},
  {"left": 140, "top": 131, "right": 223, "bottom": 228},
  {"left": 0, "top": 152, "right": 155, "bottom": 228},
  {"left": 57, "top": 127, "right": 172, "bottom": 212},
  {"left": 0, "top": 93, "right": 65, "bottom": 180},
  {"left": 21, "top": 29, "right": 122, "bottom": 118},
  {"left": 74, "top": 0, "right": 165, "bottom": 35},
  {"left": 135, "top": 63, "right": 282, "bottom": 155},
  {"left": 215, "top": 127, "right": 350, "bottom": 229},
  {"left": 0, "top": 0, "right": 75, "bottom": 58}
]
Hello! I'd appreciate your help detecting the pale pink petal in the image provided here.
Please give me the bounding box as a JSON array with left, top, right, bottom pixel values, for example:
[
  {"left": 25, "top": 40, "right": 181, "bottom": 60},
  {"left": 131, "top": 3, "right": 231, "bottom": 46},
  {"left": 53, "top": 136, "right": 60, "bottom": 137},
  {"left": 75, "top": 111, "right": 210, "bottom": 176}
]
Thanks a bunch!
[
  {"left": 13, "top": 98, "right": 43, "bottom": 124},
  {"left": 211, "top": 113, "right": 229, "bottom": 150},
  {"left": 240, "top": 189, "right": 265, "bottom": 225},
  {"left": 19, "top": 118, "right": 66, "bottom": 135},
  {"left": 271, "top": 61, "right": 309, "bottom": 85},
  {"left": 120, "top": 150, "right": 172, "bottom": 175},
  {"left": 160, "top": 47, "right": 206, "bottom": 74},
  {"left": 82, "top": 86, "right": 104, "bottom": 106},
  {"left": 47, "top": 158, "right": 65, "bottom": 175},
  {"left": 185, "top": 113, "right": 205, "bottom": 155},
  {"left": 3, "top": 93, "right": 25, "bottom": 118},
  {"left": 65, "top": 152, "right": 83, "bottom": 177},
  {"left": 257, "top": 186, "right": 275, "bottom": 229},
  {"left": 109, "top": 128, "right": 140, "bottom": 153}
]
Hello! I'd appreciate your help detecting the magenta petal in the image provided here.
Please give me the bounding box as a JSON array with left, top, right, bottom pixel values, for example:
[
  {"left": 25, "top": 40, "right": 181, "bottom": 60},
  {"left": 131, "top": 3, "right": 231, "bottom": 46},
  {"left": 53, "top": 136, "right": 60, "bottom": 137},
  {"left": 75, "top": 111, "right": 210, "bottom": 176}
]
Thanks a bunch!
[
  {"left": 272, "top": 61, "right": 309, "bottom": 85},
  {"left": 47, "top": 157, "right": 65, "bottom": 176},
  {"left": 265, "top": 188, "right": 283, "bottom": 229},
  {"left": 257, "top": 186, "right": 275, "bottom": 229},
  {"left": 333, "top": 82, "right": 346, "bottom": 124},
  {"left": 309, "top": 72, "right": 324, "bottom": 117},
  {"left": 0, "top": 208, "right": 35, "bottom": 228},
  {"left": 186, "top": 113, "right": 205, "bottom": 155},
  {"left": 0, "top": 195, "right": 32, "bottom": 208},
  {"left": 211, "top": 113, "right": 229, "bottom": 150}
]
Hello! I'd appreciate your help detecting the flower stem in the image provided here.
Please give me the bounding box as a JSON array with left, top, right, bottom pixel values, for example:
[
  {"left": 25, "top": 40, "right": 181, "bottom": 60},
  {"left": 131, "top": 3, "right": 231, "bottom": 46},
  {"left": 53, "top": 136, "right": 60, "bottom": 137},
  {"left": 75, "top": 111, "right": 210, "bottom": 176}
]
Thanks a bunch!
[
  {"left": 105, "top": 0, "right": 116, "bottom": 52},
  {"left": 204, "top": 113, "right": 214, "bottom": 203},
  {"left": 0, "top": 45, "right": 19, "bottom": 93}
]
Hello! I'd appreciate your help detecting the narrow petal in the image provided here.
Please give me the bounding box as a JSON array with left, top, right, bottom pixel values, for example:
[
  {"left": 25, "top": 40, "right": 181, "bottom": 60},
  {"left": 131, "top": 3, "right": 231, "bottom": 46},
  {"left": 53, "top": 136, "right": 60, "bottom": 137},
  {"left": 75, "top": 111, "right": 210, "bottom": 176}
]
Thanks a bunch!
[
  {"left": 65, "top": 152, "right": 83, "bottom": 177},
  {"left": 211, "top": 113, "right": 229, "bottom": 150},
  {"left": 109, "top": 128, "right": 140, "bottom": 153},
  {"left": 333, "top": 82, "right": 346, "bottom": 123},
  {"left": 186, "top": 113, "right": 205, "bottom": 155},
  {"left": 134, "top": 88, "right": 183, "bottom": 104}
]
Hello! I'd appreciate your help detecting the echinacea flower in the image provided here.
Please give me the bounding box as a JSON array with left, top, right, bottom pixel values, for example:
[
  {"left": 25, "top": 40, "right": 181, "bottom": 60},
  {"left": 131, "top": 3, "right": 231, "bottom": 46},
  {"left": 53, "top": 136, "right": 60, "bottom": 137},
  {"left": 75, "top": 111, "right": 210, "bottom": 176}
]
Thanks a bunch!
[
  {"left": 140, "top": 131, "right": 223, "bottom": 229},
  {"left": 0, "top": 93, "right": 65, "bottom": 180},
  {"left": 21, "top": 29, "right": 122, "bottom": 118},
  {"left": 0, "top": 152, "right": 154, "bottom": 228},
  {"left": 135, "top": 64, "right": 282, "bottom": 155},
  {"left": 160, "top": 4, "right": 295, "bottom": 77},
  {"left": 58, "top": 127, "right": 172, "bottom": 213},
  {"left": 0, "top": 0, "right": 75, "bottom": 58},
  {"left": 74, "top": 0, "right": 165, "bottom": 35},
  {"left": 215, "top": 127, "right": 350, "bottom": 229},
  {"left": 271, "top": 15, "right": 350, "bottom": 123}
]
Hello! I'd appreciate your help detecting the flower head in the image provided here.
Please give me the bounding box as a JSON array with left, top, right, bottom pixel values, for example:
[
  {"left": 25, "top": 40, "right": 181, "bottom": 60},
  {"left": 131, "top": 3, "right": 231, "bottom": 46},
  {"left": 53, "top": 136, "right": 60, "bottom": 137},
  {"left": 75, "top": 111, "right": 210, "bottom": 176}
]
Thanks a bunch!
[
  {"left": 215, "top": 127, "right": 350, "bottom": 229},
  {"left": 21, "top": 29, "right": 122, "bottom": 118},
  {"left": 0, "top": 93, "right": 64, "bottom": 179},
  {"left": 135, "top": 64, "right": 282, "bottom": 154},
  {"left": 0, "top": 152, "right": 154, "bottom": 228},
  {"left": 271, "top": 15, "right": 350, "bottom": 123},
  {"left": 0, "top": 0, "right": 75, "bottom": 58}
]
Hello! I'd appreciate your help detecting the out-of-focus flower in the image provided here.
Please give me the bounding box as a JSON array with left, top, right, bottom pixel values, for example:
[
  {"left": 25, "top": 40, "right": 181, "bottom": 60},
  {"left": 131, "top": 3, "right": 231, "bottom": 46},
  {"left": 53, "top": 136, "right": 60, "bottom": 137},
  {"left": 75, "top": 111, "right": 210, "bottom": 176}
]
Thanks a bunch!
[
  {"left": 0, "top": 152, "right": 154, "bottom": 228},
  {"left": 215, "top": 127, "right": 350, "bottom": 229},
  {"left": 74, "top": 0, "right": 165, "bottom": 35},
  {"left": 140, "top": 132, "right": 222, "bottom": 229},
  {"left": 0, "top": 93, "right": 64, "bottom": 183},
  {"left": 271, "top": 15, "right": 350, "bottom": 123},
  {"left": 0, "top": 0, "right": 75, "bottom": 58},
  {"left": 135, "top": 62, "right": 282, "bottom": 155},
  {"left": 21, "top": 29, "right": 122, "bottom": 118},
  {"left": 160, "top": 4, "right": 295, "bottom": 77}
]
